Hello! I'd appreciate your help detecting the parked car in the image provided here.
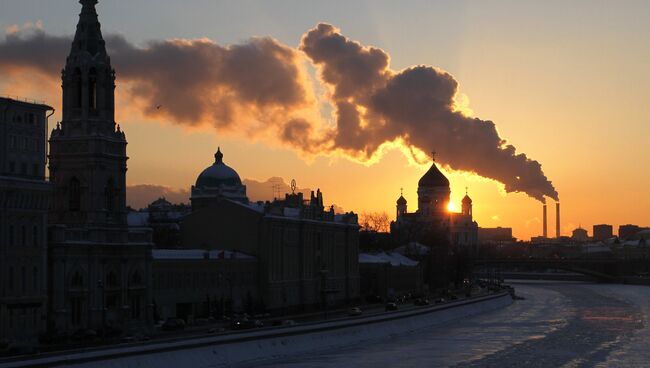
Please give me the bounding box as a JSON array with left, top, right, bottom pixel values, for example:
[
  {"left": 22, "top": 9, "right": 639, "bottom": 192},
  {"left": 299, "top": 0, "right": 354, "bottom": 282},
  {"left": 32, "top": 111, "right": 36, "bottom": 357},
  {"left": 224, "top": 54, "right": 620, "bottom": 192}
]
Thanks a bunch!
[
  {"left": 414, "top": 298, "right": 430, "bottom": 306},
  {"left": 161, "top": 318, "right": 186, "bottom": 331},
  {"left": 231, "top": 318, "right": 264, "bottom": 330},
  {"left": 385, "top": 302, "right": 398, "bottom": 311},
  {"left": 348, "top": 307, "right": 363, "bottom": 316},
  {"left": 434, "top": 297, "right": 446, "bottom": 304}
]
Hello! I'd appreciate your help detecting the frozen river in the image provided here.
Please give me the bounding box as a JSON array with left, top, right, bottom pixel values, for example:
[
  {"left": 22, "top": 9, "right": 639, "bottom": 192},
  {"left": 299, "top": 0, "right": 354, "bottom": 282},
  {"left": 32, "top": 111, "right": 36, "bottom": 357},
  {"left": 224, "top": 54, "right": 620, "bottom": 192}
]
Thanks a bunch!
[{"left": 253, "top": 281, "right": 650, "bottom": 367}]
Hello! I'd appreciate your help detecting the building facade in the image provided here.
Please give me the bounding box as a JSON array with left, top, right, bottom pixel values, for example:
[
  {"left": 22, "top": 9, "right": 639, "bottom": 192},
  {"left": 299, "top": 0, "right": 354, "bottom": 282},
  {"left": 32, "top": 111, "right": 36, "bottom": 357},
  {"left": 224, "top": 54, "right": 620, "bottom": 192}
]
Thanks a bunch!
[
  {"left": 47, "top": 0, "right": 152, "bottom": 335},
  {"left": 0, "top": 98, "right": 53, "bottom": 345},
  {"left": 181, "top": 150, "right": 360, "bottom": 312}
]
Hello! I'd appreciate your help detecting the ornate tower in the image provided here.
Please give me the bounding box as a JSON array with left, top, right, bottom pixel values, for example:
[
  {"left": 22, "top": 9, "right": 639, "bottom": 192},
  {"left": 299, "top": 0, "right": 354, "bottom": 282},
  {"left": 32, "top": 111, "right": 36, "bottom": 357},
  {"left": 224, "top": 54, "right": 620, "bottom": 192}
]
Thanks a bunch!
[
  {"left": 47, "top": 1, "right": 150, "bottom": 334},
  {"left": 49, "top": 0, "right": 128, "bottom": 232},
  {"left": 462, "top": 188, "right": 473, "bottom": 217},
  {"left": 396, "top": 189, "right": 407, "bottom": 220}
]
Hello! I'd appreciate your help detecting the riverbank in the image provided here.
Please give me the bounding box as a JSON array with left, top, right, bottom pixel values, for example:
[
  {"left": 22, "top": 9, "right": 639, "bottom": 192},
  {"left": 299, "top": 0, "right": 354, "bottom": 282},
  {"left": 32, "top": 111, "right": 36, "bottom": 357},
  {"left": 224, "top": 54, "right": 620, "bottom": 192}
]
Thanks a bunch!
[{"left": 0, "top": 291, "right": 512, "bottom": 368}]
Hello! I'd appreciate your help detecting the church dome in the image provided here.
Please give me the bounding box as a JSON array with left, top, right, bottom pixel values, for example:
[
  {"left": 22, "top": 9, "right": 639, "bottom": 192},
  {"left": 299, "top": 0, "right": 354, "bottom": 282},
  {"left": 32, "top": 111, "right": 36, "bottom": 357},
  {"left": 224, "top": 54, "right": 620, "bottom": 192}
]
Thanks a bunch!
[
  {"left": 397, "top": 195, "right": 407, "bottom": 205},
  {"left": 418, "top": 161, "right": 449, "bottom": 188},
  {"left": 195, "top": 148, "right": 242, "bottom": 188}
]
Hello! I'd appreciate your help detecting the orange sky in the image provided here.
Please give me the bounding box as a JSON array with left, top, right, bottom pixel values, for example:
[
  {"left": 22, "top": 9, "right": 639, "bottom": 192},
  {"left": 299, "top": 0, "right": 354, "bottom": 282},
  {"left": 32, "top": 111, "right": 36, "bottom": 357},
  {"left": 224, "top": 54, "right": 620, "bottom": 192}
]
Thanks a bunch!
[{"left": 1, "top": 1, "right": 649, "bottom": 241}]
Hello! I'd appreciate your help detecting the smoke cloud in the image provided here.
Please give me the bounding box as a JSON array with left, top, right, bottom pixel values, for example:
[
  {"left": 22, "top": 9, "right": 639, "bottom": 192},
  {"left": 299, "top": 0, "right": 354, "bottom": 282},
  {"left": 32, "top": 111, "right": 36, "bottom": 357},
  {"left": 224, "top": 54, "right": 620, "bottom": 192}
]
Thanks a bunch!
[
  {"left": 300, "top": 24, "right": 558, "bottom": 202},
  {"left": 0, "top": 23, "right": 558, "bottom": 202}
]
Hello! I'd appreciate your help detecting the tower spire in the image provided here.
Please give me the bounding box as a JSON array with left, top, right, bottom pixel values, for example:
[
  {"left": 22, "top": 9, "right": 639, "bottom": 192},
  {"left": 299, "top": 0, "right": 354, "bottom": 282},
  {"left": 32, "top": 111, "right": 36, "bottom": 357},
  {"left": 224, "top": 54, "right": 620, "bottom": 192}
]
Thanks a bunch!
[{"left": 71, "top": 0, "right": 107, "bottom": 58}]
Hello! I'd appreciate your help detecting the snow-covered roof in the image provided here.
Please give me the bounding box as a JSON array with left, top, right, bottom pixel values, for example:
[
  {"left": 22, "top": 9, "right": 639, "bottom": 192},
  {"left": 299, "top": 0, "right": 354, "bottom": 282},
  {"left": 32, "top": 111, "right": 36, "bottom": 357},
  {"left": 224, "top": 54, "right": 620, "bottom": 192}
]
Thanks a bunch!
[
  {"left": 393, "top": 242, "right": 430, "bottom": 256},
  {"left": 359, "top": 252, "right": 419, "bottom": 267},
  {"left": 152, "top": 249, "right": 256, "bottom": 260},
  {"left": 127, "top": 211, "right": 149, "bottom": 227}
]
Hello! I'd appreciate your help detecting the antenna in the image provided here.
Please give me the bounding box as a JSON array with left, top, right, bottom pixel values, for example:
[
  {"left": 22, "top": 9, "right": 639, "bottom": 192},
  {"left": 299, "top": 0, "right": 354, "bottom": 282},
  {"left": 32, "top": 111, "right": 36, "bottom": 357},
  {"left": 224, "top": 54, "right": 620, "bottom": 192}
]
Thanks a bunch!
[
  {"left": 431, "top": 150, "right": 436, "bottom": 161},
  {"left": 291, "top": 179, "right": 297, "bottom": 194}
]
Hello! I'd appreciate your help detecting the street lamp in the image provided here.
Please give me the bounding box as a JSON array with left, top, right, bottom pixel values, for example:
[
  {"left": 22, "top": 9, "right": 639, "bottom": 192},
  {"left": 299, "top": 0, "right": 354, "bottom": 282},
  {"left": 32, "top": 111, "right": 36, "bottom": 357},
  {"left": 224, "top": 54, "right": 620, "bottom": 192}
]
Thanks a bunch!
[{"left": 97, "top": 279, "right": 106, "bottom": 337}]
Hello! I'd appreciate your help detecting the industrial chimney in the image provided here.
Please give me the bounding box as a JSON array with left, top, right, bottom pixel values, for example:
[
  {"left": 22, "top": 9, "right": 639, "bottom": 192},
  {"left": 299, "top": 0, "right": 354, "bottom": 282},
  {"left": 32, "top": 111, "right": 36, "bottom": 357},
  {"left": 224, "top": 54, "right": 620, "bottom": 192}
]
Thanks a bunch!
[
  {"left": 543, "top": 204, "right": 548, "bottom": 238},
  {"left": 556, "top": 202, "right": 561, "bottom": 238}
]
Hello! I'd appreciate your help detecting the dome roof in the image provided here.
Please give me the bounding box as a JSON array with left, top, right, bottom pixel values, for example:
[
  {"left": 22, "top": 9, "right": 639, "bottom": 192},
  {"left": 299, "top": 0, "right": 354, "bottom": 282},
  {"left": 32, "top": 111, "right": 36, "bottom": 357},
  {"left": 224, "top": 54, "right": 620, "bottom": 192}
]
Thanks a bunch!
[
  {"left": 462, "top": 194, "right": 472, "bottom": 204},
  {"left": 195, "top": 148, "right": 242, "bottom": 188},
  {"left": 418, "top": 161, "right": 449, "bottom": 188},
  {"left": 396, "top": 195, "right": 407, "bottom": 205}
]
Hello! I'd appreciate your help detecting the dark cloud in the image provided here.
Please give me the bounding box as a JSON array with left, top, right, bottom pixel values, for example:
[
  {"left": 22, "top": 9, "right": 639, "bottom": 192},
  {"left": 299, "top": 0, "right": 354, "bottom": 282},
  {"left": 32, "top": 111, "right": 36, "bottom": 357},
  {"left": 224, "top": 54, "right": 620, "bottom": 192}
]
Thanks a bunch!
[
  {"left": 0, "top": 23, "right": 558, "bottom": 202},
  {"left": 300, "top": 24, "right": 558, "bottom": 202}
]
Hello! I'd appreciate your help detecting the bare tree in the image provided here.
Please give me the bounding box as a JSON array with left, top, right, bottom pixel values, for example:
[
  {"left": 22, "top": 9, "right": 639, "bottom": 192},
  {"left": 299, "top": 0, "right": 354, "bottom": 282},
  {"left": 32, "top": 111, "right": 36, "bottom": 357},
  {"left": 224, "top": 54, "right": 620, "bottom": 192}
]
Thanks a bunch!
[{"left": 359, "top": 211, "right": 391, "bottom": 233}]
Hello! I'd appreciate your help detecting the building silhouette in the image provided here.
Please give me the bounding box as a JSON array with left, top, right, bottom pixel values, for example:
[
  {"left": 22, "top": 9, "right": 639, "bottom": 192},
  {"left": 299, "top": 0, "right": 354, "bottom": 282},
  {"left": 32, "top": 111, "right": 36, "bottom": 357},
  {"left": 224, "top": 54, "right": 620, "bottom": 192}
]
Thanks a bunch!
[
  {"left": 391, "top": 158, "right": 478, "bottom": 252},
  {"left": 0, "top": 97, "right": 53, "bottom": 345},
  {"left": 593, "top": 224, "right": 613, "bottom": 241},
  {"left": 47, "top": 0, "right": 153, "bottom": 334}
]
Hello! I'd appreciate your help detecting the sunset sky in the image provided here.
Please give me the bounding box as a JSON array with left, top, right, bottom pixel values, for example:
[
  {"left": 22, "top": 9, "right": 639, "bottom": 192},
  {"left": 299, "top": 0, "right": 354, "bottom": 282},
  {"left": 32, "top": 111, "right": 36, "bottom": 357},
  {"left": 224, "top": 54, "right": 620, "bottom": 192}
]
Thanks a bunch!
[{"left": 1, "top": 0, "right": 649, "bottom": 240}]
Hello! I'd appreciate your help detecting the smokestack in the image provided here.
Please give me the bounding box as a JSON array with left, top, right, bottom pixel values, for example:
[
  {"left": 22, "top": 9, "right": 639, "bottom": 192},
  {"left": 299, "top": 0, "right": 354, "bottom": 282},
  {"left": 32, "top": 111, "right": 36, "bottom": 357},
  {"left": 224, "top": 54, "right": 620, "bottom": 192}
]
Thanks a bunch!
[
  {"left": 556, "top": 202, "right": 561, "bottom": 238},
  {"left": 543, "top": 204, "right": 548, "bottom": 238}
]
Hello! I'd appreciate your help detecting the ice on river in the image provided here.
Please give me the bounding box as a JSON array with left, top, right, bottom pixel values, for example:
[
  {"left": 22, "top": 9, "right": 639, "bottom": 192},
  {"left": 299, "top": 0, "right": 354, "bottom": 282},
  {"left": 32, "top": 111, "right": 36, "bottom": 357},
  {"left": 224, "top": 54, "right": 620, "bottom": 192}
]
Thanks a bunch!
[{"left": 252, "top": 282, "right": 650, "bottom": 368}]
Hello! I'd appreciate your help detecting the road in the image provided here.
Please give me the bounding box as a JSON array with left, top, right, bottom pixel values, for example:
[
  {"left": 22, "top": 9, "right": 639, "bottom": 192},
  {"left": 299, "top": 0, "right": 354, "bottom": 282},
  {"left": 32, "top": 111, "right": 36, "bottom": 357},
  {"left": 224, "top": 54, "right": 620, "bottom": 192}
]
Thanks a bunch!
[{"left": 252, "top": 281, "right": 650, "bottom": 367}]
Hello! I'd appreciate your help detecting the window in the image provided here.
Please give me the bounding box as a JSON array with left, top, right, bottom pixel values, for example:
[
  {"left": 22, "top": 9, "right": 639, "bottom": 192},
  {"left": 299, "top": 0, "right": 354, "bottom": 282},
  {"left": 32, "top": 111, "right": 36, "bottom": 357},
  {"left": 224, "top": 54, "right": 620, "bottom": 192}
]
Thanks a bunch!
[
  {"left": 28, "top": 113, "right": 34, "bottom": 124},
  {"left": 74, "top": 68, "right": 82, "bottom": 108},
  {"left": 9, "top": 161, "right": 15, "bottom": 173},
  {"left": 89, "top": 68, "right": 97, "bottom": 110},
  {"left": 8, "top": 267, "right": 14, "bottom": 291},
  {"left": 21, "top": 162, "right": 27, "bottom": 175},
  {"left": 21, "top": 266, "right": 26, "bottom": 292},
  {"left": 32, "top": 225, "right": 38, "bottom": 247},
  {"left": 9, "top": 225, "right": 14, "bottom": 246},
  {"left": 32, "top": 164, "right": 39, "bottom": 177},
  {"left": 10, "top": 136, "right": 16, "bottom": 149},
  {"left": 21, "top": 225, "right": 26, "bottom": 246},
  {"left": 71, "top": 271, "right": 83, "bottom": 288},
  {"left": 69, "top": 177, "right": 81, "bottom": 211},
  {"left": 105, "top": 178, "right": 114, "bottom": 213},
  {"left": 33, "top": 267, "right": 38, "bottom": 291}
]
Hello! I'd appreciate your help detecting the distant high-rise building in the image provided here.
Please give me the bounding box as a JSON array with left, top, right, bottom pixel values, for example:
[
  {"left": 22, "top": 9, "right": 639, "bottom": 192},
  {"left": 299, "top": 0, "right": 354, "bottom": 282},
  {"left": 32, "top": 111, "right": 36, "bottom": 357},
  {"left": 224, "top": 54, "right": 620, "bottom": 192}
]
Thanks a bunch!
[
  {"left": 619, "top": 224, "right": 646, "bottom": 240},
  {"left": 0, "top": 97, "right": 53, "bottom": 345},
  {"left": 593, "top": 224, "right": 613, "bottom": 241},
  {"left": 478, "top": 227, "right": 514, "bottom": 244}
]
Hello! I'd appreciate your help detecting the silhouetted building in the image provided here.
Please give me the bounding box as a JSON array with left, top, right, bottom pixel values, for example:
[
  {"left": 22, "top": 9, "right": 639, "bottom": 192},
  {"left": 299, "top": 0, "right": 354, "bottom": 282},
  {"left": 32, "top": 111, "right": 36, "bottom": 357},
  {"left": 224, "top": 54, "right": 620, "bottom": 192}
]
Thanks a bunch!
[
  {"left": 391, "top": 160, "right": 478, "bottom": 252},
  {"left": 358, "top": 252, "right": 423, "bottom": 299},
  {"left": 191, "top": 147, "right": 248, "bottom": 210},
  {"left": 478, "top": 227, "right": 515, "bottom": 244},
  {"left": 0, "top": 97, "right": 53, "bottom": 345},
  {"left": 47, "top": 0, "right": 152, "bottom": 335},
  {"left": 593, "top": 224, "right": 613, "bottom": 241},
  {"left": 127, "top": 198, "right": 191, "bottom": 248},
  {"left": 151, "top": 250, "right": 258, "bottom": 321},
  {"left": 618, "top": 224, "right": 648, "bottom": 240},
  {"left": 572, "top": 227, "right": 589, "bottom": 242},
  {"left": 182, "top": 150, "right": 360, "bottom": 312}
]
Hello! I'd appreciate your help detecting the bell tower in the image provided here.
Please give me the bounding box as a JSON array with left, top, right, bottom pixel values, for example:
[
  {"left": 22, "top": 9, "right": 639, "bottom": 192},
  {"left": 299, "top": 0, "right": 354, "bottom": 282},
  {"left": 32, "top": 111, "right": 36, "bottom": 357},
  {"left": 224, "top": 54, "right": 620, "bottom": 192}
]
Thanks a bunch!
[{"left": 49, "top": 0, "right": 128, "bottom": 230}]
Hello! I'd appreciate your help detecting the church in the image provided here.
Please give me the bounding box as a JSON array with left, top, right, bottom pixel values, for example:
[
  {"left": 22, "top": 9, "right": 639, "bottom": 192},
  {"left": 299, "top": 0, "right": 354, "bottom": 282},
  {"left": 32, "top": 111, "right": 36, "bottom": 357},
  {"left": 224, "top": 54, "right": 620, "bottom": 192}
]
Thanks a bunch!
[
  {"left": 47, "top": 0, "right": 153, "bottom": 334},
  {"left": 391, "top": 157, "right": 479, "bottom": 254}
]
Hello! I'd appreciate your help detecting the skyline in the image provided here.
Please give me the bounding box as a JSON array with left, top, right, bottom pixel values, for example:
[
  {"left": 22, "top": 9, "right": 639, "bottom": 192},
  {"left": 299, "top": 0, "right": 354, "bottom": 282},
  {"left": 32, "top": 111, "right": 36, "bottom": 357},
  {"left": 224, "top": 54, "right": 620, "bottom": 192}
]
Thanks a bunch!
[{"left": 1, "top": 0, "right": 649, "bottom": 240}]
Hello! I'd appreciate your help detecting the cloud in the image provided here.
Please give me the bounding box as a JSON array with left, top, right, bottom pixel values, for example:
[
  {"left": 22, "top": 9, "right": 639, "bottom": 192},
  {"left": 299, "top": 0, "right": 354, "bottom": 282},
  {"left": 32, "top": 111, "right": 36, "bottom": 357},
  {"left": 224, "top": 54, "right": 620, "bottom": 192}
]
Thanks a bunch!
[
  {"left": 300, "top": 23, "right": 558, "bottom": 203},
  {"left": 126, "top": 184, "right": 190, "bottom": 209},
  {"left": 0, "top": 21, "right": 558, "bottom": 203}
]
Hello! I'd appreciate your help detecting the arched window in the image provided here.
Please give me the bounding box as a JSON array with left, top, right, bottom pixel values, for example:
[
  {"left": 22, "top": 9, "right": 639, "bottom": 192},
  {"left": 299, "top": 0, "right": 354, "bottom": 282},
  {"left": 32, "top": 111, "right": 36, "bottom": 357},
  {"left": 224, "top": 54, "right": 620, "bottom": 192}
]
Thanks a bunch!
[
  {"left": 73, "top": 68, "right": 82, "bottom": 108},
  {"left": 71, "top": 271, "right": 84, "bottom": 288},
  {"left": 130, "top": 270, "right": 142, "bottom": 286},
  {"left": 89, "top": 68, "right": 97, "bottom": 110},
  {"left": 106, "top": 271, "right": 119, "bottom": 288},
  {"left": 69, "top": 177, "right": 81, "bottom": 211},
  {"left": 105, "top": 178, "right": 114, "bottom": 213}
]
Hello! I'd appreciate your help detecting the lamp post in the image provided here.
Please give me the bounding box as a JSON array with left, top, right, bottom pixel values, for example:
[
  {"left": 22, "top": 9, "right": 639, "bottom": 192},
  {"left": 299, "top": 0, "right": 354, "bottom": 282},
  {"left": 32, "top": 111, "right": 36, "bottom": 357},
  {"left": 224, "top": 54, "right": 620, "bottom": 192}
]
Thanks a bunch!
[{"left": 97, "top": 279, "right": 106, "bottom": 337}]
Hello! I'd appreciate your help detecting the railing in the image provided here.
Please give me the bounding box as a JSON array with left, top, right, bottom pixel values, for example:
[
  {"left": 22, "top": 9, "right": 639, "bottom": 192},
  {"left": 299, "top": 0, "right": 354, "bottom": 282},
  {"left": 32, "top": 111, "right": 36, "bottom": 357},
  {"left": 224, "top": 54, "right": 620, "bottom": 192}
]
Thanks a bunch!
[{"left": 1, "top": 94, "right": 47, "bottom": 105}]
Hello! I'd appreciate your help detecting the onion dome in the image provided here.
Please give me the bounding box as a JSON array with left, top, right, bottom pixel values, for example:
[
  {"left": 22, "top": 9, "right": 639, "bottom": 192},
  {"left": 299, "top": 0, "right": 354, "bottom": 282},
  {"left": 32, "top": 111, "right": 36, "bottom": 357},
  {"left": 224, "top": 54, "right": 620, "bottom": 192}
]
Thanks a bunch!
[
  {"left": 397, "top": 195, "right": 407, "bottom": 205},
  {"left": 195, "top": 148, "right": 242, "bottom": 188},
  {"left": 418, "top": 161, "right": 449, "bottom": 188}
]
